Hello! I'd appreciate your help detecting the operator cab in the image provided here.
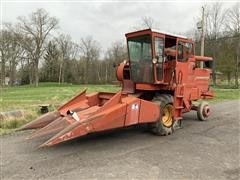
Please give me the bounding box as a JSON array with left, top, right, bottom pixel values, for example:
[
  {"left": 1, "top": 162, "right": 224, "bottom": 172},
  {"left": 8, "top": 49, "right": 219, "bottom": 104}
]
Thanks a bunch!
[{"left": 125, "top": 29, "right": 194, "bottom": 89}]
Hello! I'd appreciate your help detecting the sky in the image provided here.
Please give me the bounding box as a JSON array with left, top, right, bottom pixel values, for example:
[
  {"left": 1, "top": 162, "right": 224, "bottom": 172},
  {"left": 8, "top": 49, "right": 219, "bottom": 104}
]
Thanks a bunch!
[{"left": 1, "top": 0, "right": 236, "bottom": 53}]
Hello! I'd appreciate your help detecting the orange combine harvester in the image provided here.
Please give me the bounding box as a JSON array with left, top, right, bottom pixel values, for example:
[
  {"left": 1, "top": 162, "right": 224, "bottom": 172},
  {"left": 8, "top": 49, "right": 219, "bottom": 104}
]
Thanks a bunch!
[{"left": 18, "top": 29, "right": 214, "bottom": 147}]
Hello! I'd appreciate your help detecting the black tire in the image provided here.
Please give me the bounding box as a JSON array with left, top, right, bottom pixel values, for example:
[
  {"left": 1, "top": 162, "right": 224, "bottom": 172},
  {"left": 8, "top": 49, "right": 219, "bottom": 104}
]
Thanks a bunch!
[
  {"left": 150, "top": 94, "right": 174, "bottom": 136},
  {"left": 197, "top": 101, "right": 210, "bottom": 121}
]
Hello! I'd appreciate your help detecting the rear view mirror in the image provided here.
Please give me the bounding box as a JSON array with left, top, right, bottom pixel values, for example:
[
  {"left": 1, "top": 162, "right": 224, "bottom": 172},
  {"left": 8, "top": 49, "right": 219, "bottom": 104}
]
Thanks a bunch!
[{"left": 152, "top": 58, "right": 158, "bottom": 64}]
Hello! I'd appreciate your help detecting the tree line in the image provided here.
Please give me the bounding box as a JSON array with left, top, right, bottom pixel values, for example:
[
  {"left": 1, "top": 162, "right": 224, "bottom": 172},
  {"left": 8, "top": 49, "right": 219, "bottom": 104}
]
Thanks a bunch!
[
  {"left": 0, "top": 8, "right": 127, "bottom": 86},
  {"left": 189, "top": 2, "right": 239, "bottom": 87},
  {"left": 0, "top": 3, "right": 239, "bottom": 87}
]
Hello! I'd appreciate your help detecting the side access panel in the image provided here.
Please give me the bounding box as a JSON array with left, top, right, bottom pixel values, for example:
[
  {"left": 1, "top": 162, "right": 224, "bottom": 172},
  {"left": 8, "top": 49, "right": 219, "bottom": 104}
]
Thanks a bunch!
[{"left": 139, "top": 99, "right": 160, "bottom": 123}]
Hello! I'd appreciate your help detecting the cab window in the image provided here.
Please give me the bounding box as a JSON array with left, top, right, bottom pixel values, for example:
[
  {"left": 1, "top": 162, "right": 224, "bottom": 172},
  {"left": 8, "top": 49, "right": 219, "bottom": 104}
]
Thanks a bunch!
[
  {"left": 178, "top": 41, "right": 193, "bottom": 62},
  {"left": 154, "top": 37, "right": 164, "bottom": 80},
  {"left": 154, "top": 37, "right": 164, "bottom": 62}
]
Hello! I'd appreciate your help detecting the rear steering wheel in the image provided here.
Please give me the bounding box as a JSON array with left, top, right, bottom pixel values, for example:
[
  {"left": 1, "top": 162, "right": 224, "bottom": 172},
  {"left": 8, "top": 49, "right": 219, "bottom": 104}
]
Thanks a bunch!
[{"left": 197, "top": 101, "right": 211, "bottom": 121}]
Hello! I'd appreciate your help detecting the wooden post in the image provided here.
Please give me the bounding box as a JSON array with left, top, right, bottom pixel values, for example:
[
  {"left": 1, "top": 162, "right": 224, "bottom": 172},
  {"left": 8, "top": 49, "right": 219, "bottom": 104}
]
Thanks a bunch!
[{"left": 200, "top": 6, "right": 205, "bottom": 68}]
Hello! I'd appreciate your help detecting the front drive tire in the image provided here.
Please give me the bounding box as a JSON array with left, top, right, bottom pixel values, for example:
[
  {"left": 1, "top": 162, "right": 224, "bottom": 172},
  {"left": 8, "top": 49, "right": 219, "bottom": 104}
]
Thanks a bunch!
[{"left": 150, "top": 94, "right": 174, "bottom": 136}]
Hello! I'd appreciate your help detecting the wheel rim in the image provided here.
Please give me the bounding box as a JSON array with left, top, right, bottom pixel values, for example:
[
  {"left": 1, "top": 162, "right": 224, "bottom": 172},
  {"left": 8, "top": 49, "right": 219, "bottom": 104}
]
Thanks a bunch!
[
  {"left": 162, "top": 104, "right": 173, "bottom": 127},
  {"left": 202, "top": 105, "right": 210, "bottom": 118}
]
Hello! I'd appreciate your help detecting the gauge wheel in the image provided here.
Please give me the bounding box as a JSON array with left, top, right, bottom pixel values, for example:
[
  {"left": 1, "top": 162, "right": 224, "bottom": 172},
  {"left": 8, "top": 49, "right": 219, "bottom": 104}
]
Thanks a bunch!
[{"left": 150, "top": 94, "right": 174, "bottom": 136}]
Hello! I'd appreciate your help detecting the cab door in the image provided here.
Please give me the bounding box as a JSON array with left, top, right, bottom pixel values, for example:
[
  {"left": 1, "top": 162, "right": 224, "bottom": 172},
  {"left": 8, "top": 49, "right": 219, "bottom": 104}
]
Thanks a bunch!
[
  {"left": 153, "top": 36, "right": 165, "bottom": 82},
  {"left": 128, "top": 34, "right": 154, "bottom": 83},
  {"left": 176, "top": 40, "right": 193, "bottom": 84}
]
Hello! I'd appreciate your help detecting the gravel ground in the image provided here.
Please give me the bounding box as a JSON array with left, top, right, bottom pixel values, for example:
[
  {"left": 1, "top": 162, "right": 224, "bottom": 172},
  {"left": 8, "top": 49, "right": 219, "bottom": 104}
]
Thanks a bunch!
[{"left": 1, "top": 100, "right": 239, "bottom": 180}]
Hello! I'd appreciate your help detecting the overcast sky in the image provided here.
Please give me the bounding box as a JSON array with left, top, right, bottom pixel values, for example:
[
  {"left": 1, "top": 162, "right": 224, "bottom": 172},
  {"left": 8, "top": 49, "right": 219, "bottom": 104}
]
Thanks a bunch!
[{"left": 1, "top": 0, "right": 236, "bottom": 53}]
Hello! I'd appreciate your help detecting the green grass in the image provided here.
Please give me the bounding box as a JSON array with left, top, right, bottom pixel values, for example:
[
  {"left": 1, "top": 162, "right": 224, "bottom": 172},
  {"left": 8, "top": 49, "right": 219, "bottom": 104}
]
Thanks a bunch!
[
  {"left": 0, "top": 83, "right": 120, "bottom": 135},
  {"left": 209, "top": 88, "right": 240, "bottom": 103},
  {"left": 1, "top": 83, "right": 120, "bottom": 112},
  {"left": 0, "top": 82, "right": 239, "bottom": 135}
]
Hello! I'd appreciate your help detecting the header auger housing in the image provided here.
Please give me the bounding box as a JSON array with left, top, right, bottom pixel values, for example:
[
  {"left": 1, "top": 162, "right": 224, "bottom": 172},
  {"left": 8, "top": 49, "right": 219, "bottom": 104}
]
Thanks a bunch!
[{"left": 18, "top": 29, "right": 214, "bottom": 147}]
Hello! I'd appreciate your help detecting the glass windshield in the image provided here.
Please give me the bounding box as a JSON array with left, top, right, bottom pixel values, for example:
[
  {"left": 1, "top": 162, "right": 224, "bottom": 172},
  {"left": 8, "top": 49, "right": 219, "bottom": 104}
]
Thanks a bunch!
[{"left": 128, "top": 35, "right": 153, "bottom": 83}]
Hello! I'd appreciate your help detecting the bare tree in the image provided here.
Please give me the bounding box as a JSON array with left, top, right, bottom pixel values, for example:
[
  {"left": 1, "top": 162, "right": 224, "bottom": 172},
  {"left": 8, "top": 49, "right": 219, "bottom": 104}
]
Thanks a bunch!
[
  {"left": 79, "top": 36, "right": 100, "bottom": 84},
  {"left": 56, "top": 34, "right": 79, "bottom": 84},
  {"left": 104, "top": 41, "right": 127, "bottom": 82},
  {"left": 225, "top": 3, "right": 240, "bottom": 87},
  {"left": 225, "top": 3, "right": 240, "bottom": 35},
  {"left": 133, "top": 16, "right": 158, "bottom": 30},
  {"left": 0, "top": 29, "right": 23, "bottom": 86},
  {"left": 0, "top": 30, "right": 11, "bottom": 86},
  {"left": 205, "top": 2, "right": 225, "bottom": 85},
  {"left": 205, "top": 2, "right": 225, "bottom": 39},
  {"left": 16, "top": 8, "right": 58, "bottom": 86},
  {"left": 142, "top": 16, "right": 154, "bottom": 29}
]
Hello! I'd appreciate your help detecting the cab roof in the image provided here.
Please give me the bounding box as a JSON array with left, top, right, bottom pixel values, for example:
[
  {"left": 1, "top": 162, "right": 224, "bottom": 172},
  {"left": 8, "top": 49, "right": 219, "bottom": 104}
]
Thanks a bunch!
[{"left": 125, "top": 29, "right": 189, "bottom": 40}]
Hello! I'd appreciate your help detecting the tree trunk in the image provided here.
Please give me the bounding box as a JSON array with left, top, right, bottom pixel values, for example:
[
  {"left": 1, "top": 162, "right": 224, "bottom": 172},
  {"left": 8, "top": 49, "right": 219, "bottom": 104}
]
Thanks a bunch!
[
  {"left": 29, "top": 67, "right": 34, "bottom": 85},
  {"left": 34, "top": 60, "right": 39, "bottom": 87},
  {"left": 9, "top": 58, "right": 16, "bottom": 86},
  {"left": 212, "top": 40, "right": 217, "bottom": 86},
  {"left": 1, "top": 59, "right": 6, "bottom": 86},
  {"left": 27, "top": 59, "right": 33, "bottom": 85},
  {"left": 84, "top": 60, "right": 89, "bottom": 84},
  {"left": 235, "top": 54, "right": 239, "bottom": 88},
  {"left": 58, "top": 61, "right": 62, "bottom": 84},
  {"left": 61, "top": 67, "right": 65, "bottom": 84},
  {"left": 97, "top": 69, "right": 101, "bottom": 82},
  {"left": 235, "top": 37, "right": 239, "bottom": 88},
  {"left": 227, "top": 71, "right": 231, "bottom": 85},
  {"left": 105, "top": 66, "right": 108, "bottom": 83}
]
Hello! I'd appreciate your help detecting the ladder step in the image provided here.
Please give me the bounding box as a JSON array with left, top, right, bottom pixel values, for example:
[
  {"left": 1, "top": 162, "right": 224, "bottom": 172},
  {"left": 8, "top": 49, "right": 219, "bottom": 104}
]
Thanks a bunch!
[
  {"left": 174, "top": 117, "right": 183, "bottom": 120},
  {"left": 176, "top": 95, "right": 184, "bottom": 98},
  {"left": 175, "top": 106, "right": 184, "bottom": 109}
]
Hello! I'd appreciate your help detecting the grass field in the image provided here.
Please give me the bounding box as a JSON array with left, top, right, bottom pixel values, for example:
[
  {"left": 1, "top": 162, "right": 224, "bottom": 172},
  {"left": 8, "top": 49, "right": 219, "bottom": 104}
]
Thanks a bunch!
[
  {"left": 0, "top": 82, "right": 239, "bottom": 135},
  {"left": 210, "top": 88, "right": 240, "bottom": 103},
  {"left": 0, "top": 83, "right": 120, "bottom": 135}
]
